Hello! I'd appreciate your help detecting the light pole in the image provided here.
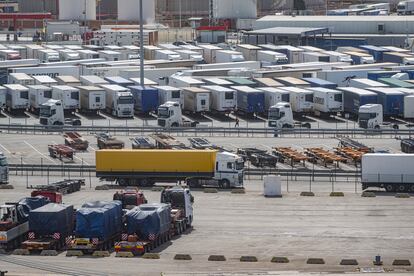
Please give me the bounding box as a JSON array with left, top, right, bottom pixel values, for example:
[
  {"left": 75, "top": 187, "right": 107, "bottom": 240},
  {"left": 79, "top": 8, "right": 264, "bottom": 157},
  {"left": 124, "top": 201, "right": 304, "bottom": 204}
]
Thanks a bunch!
[{"left": 139, "top": 0, "right": 145, "bottom": 88}]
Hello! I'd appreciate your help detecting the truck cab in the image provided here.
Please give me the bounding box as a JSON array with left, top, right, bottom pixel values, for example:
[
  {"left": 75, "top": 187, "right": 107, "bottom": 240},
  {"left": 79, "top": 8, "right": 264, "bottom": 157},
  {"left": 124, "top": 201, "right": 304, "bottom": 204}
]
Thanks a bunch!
[
  {"left": 0, "top": 204, "right": 18, "bottom": 230},
  {"left": 358, "top": 104, "right": 383, "bottom": 129},
  {"left": 39, "top": 99, "right": 81, "bottom": 126},
  {"left": 268, "top": 102, "right": 294, "bottom": 128},
  {"left": 161, "top": 186, "right": 194, "bottom": 227},
  {"left": 157, "top": 101, "right": 197, "bottom": 128},
  {"left": 398, "top": 0, "right": 414, "bottom": 14},
  {"left": 213, "top": 152, "right": 244, "bottom": 188},
  {"left": 0, "top": 153, "right": 8, "bottom": 184}
]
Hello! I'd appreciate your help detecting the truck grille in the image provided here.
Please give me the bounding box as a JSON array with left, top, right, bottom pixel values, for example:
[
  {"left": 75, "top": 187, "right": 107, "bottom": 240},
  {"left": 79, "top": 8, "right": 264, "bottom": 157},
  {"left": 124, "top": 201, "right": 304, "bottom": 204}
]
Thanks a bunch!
[
  {"left": 40, "top": 118, "right": 48, "bottom": 125},
  {"left": 359, "top": 120, "right": 368, "bottom": 129},
  {"left": 158, "top": 119, "right": 166, "bottom": 127}
]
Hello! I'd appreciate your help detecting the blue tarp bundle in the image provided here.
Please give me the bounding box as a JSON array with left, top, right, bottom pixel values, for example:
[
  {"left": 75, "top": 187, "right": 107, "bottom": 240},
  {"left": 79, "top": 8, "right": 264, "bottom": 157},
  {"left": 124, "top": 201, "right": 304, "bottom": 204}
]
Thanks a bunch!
[
  {"left": 29, "top": 203, "right": 74, "bottom": 235},
  {"left": 17, "top": 196, "right": 50, "bottom": 222}
]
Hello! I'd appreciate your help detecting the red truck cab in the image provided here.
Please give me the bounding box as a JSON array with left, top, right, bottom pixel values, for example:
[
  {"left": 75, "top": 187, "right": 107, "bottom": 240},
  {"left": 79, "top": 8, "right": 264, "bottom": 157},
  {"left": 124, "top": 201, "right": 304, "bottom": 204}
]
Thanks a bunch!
[{"left": 31, "top": 191, "right": 62, "bottom": 204}]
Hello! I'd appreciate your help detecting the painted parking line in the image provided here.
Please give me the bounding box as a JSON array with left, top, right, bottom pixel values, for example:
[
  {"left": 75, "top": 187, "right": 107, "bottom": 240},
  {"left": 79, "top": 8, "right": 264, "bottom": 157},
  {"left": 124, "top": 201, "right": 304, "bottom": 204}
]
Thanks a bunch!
[
  {"left": 23, "top": 141, "right": 56, "bottom": 164},
  {"left": 0, "top": 143, "right": 11, "bottom": 154}
]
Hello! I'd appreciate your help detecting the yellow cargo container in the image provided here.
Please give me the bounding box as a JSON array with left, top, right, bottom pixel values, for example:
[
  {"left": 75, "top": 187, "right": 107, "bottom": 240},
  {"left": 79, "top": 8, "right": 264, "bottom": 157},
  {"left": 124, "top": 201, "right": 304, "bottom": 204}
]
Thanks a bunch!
[{"left": 96, "top": 150, "right": 217, "bottom": 185}]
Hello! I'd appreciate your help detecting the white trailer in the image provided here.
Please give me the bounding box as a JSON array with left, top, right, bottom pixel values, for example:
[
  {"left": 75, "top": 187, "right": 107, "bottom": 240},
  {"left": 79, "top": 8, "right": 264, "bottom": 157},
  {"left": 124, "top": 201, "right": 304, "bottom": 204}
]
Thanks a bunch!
[
  {"left": 8, "top": 73, "right": 35, "bottom": 86},
  {"left": 258, "top": 87, "right": 290, "bottom": 111},
  {"left": 28, "top": 85, "right": 53, "bottom": 111},
  {"left": 203, "top": 78, "right": 234, "bottom": 87},
  {"left": 198, "top": 44, "right": 222, "bottom": 64},
  {"left": 0, "top": 86, "right": 6, "bottom": 110},
  {"left": 216, "top": 50, "right": 245, "bottom": 63},
  {"left": 55, "top": 75, "right": 81, "bottom": 86},
  {"left": 154, "top": 50, "right": 182, "bottom": 61},
  {"left": 130, "top": 77, "right": 158, "bottom": 86},
  {"left": 25, "top": 45, "right": 44, "bottom": 59},
  {"left": 404, "top": 95, "right": 414, "bottom": 118},
  {"left": 276, "top": 77, "right": 310, "bottom": 87},
  {"left": 308, "top": 87, "right": 343, "bottom": 117},
  {"left": 397, "top": 0, "right": 414, "bottom": 15},
  {"left": 59, "top": 49, "right": 81, "bottom": 61},
  {"left": 202, "top": 85, "right": 236, "bottom": 112},
  {"left": 175, "top": 50, "right": 204, "bottom": 63},
  {"left": 316, "top": 69, "right": 369, "bottom": 86},
  {"left": 157, "top": 86, "right": 183, "bottom": 106},
  {"left": 170, "top": 75, "right": 205, "bottom": 88},
  {"left": 257, "top": 50, "right": 288, "bottom": 66},
  {"left": 144, "top": 45, "right": 162, "bottom": 60},
  {"left": 77, "top": 49, "right": 100, "bottom": 59},
  {"left": 0, "top": 49, "right": 21, "bottom": 60},
  {"left": 32, "top": 75, "right": 58, "bottom": 86},
  {"left": 100, "top": 84, "right": 134, "bottom": 118},
  {"left": 300, "top": 52, "right": 330, "bottom": 63},
  {"left": 279, "top": 86, "right": 314, "bottom": 114},
  {"left": 183, "top": 87, "right": 210, "bottom": 113},
  {"left": 254, "top": 78, "right": 284, "bottom": 88},
  {"left": 80, "top": 75, "right": 109, "bottom": 86},
  {"left": 349, "top": 78, "right": 389, "bottom": 89},
  {"left": 323, "top": 51, "right": 353, "bottom": 63},
  {"left": 38, "top": 50, "right": 60, "bottom": 63},
  {"left": 361, "top": 153, "right": 414, "bottom": 192},
  {"left": 51, "top": 85, "right": 80, "bottom": 111},
  {"left": 78, "top": 86, "right": 106, "bottom": 113},
  {"left": 11, "top": 65, "right": 80, "bottom": 79},
  {"left": 180, "top": 44, "right": 203, "bottom": 54},
  {"left": 4, "top": 84, "right": 29, "bottom": 111},
  {"left": 99, "top": 50, "right": 122, "bottom": 61},
  {"left": 236, "top": 44, "right": 261, "bottom": 61}
]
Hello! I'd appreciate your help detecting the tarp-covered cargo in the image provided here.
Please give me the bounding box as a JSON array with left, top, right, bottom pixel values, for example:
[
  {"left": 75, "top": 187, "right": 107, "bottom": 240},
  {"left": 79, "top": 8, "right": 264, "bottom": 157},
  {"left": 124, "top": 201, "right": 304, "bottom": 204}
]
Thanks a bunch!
[
  {"left": 17, "top": 196, "right": 50, "bottom": 223},
  {"left": 29, "top": 203, "right": 74, "bottom": 236},
  {"left": 76, "top": 200, "right": 122, "bottom": 240},
  {"left": 126, "top": 203, "right": 171, "bottom": 240}
]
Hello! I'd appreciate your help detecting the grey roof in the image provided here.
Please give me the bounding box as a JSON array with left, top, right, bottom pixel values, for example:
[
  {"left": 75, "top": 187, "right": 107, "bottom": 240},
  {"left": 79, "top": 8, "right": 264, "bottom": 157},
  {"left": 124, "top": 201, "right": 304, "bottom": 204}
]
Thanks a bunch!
[{"left": 247, "top": 27, "right": 329, "bottom": 36}]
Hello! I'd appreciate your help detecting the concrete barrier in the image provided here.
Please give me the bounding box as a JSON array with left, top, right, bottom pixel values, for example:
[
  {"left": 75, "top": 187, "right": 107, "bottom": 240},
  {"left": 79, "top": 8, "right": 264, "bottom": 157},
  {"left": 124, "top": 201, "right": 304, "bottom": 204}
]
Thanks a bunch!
[
  {"left": 204, "top": 188, "right": 218, "bottom": 193},
  {"left": 392, "top": 259, "right": 411, "bottom": 266},
  {"left": 40, "top": 250, "right": 58, "bottom": 256},
  {"left": 115, "top": 252, "right": 134, "bottom": 258},
  {"left": 92, "top": 251, "right": 110, "bottom": 257},
  {"left": 306, "top": 258, "right": 325, "bottom": 264},
  {"left": 330, "top": 192, "right": 344, "bottom": 197},
  {"left": 95, "top": 185, "right": 109, "bottom": 191},
  {"left": 151, "top": 186, "right": 164, "bottom": 192},
  {"left": 240, "top": 256, "right": 258, "bottom": 262},
  {"left": 66, "top": 250, "right": 84, "bottom": 257},
  {"left": 395, "top": 193, "right": 410, "bottom": 198},
  {"left": 361, "top": 192, "right": 376, "bottom": 198},
  {"left": 12, "top": 249, "right": 29, "bottom": 255},
  {"left": 0, "top": 185, "right": 13, "bottom": 189},
  {"left": 231, "top": 189, "right": 246, "bottom": 194},
  {"left": 300, "top": 192, "right": 315, "bottom": 197},
  {"left": 208, "top": 255, "right": 226, "bottom": 261},
  {"left": 271, "top": 257, "right": 289, "bottom": 263},
  {"left": 174, "top": 254, "right": 192, "bottom": 260},
  {"left": 340, "top": 259, "right": 358, "bottom": 265},
  {"left": 142, "top": 253, "right": 160, "bottom": 259},
  {"left": 0, "top": 249, "right": 6, "bottom": 254}
]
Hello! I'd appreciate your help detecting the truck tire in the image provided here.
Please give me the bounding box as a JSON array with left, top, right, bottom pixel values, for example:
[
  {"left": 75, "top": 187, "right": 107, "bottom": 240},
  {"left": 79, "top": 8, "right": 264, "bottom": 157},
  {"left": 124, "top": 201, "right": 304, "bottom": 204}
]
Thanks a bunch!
[
  {"left": 303, "top": 123, "right": 311, "bottom": 129},
  {"left": 171, "top": 122, "right": 179, "bottom": 127},
  {"left": 140, "top": 178, "right": 150, "bottom": 187},
  {"left": 393, "top": 124, "right": 399, "bottom": 130},
  {"left": 396, "top": 184, "right": 407, "bottom": 193},
  {"left": 220, "top": 179, "right": 230, "bottom": 189},
  {"left": 385, "top": 184, "right": 395, "bottom": 192},
  {"left": 118, "top": 178, "right": 129, "bottom": 186},
  {"left": 410, "top": 184, "right": 414, "bottom": 193}
]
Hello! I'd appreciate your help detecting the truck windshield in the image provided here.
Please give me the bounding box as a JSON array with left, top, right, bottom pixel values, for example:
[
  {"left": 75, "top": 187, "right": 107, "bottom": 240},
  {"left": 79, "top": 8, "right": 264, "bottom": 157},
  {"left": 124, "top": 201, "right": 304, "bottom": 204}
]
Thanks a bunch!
[
  {"left": 268, "top": 108, "right": 282, "bottom": 120},
  {"left": 359, "top": 113, "right": 376, "bottom": 120},
  {"left": 397, "top": 4, "right": 405, "bottom": 9},
  {"left": 158, "top": 107, "right": 169, "bottom": 118},
  {"left": 39, "top": 106, "right": 51, "bottom": 117},
  {"left": 235, "top": 161, "right": 244, "bottom": 170},
  {"left": 0, "top": 158, "right": 7, "bottom": 166},
  {"left": 118, "top": 96, "right": 133, "bottom": 105}
]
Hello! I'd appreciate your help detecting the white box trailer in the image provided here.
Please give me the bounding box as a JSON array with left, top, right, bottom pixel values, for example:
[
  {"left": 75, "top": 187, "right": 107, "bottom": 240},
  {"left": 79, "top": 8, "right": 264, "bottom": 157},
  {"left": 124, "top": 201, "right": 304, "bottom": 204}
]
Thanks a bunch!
[
  {"left": 404, "top": 95, "right": 414, "bottom": 118},
  {"left": 55, "top": 75, "right": 81, "bottom": 86},
  {"left": 77, "top": 49, "right": 100, "bottom": 60},
  {"left": 308, "top": 87, "right": 343, "bottom": 117},
  {"left": 119, "top": 67, "right": 187, "bottom": 85},
  {"left": 59, "top": 49, "right": 81, "bottom": 61},
  {"left": 38, "top": 49, "right": 60, "bottom": 63},
  {"left": 323, "top": 51, "right": 353, "bottom": 63},
  {"left": 180, "top": 44, "right": 203, "bottom": 54},
  {"left": 51, "top": 85, "right": 80, "bottom": 111},
  {"left": 11, "top": 65, "right": 80, "bottom": 79},
  {"left": 99, "top": 50, "right": 122, "bottom": 61},
  {"left": 100, "top": 84, "right": 134, "bottom": 118},
  {"left": 316, "top": 69, "right": 369, "bottom": 86},
  {"left": 0, "top": 86, "right": 6, "bottom": 109},
  {"left": 157, "top": 85, "right": 183, "bottom": 106},
  {"left": 175, "top": 50, "right": 204, "bottom": 63},
  {"left": 257, "top": 50, "right": 288, "bottom": 66},
  {"left": 28, "top": 85, "right": 53, "bottom": 111},
  {"left": 4, "top": 84, "right": 29, "bottom": 111},
  {"left": 300, "top": 52, "right": 330, "bottom": 63},
  {"left": 193, "top": 61, "right": 260, "bottom": 71},
  {"left": 203, "top": 77, "right": 234, "bottom": 87},
  {"left": 361, "top": 153, "right": 414, "bottom": 192},
  {"left": 8, "top": 45, "right": 28, "bottom": 59},
  {"left": 202, "top": 85, "right": 236, "bottom": 112},
  {"left": 183, "top": 87, "right": 210, "bottom": 113},
  {"left": 216, "top": 50, "right": 245, "bottom": 63},
  {"left": 276, "top": 77, "right": 310, "bottom": 87},
  {"left": 80, "top": 75, "right": 109, "bottom": 86},
  {"left": 144, "top": 45, "right": 162, "bottom": 60},
  {"left": 236, "top": 44, "right": 261, "bottom": 61},
  {"left": 8, "top": 73, "right": 35, "bottom": 86},
  {"left": 32, "top": 75, "right": 58, "bottom": 86},
  {"left": 349, "top": 78, "right": 389, "bottom": 89},
  {"left": 279, "top": 86, "right": 314, "bottom": 114},
  {"left": 254, "top": 78, "right": 284, "bottom": 88},
  {"left": 170, "top": 75, "right": 205, "bottom": 88},
  {"left": 25, "top": 45, "right": 44, "bottom": 59},
  {"left": 78, "top": 86, "right": 106, "bottom": 113},
  {"left": 130, "top": 77, "right": 158, "bottom": 86},
  {"left": 154, "top": 50, "right": 182, "bottom": 61},
  {"left": 258, "top": 87, "right": 290, "bottom": 111},
  {"left": 198, "top": 44, "right": 221, "bottom": 64}
]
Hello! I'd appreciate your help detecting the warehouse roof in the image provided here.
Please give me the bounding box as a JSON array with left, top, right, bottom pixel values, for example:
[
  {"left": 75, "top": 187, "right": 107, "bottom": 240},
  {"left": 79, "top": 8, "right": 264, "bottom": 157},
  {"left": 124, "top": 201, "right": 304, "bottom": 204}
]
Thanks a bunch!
[
  {"left": 257, "top": 15, "right": 414, "bottom": 23},
  {"left": 247, "top": 27, "right": 329, "bottom": 37}
]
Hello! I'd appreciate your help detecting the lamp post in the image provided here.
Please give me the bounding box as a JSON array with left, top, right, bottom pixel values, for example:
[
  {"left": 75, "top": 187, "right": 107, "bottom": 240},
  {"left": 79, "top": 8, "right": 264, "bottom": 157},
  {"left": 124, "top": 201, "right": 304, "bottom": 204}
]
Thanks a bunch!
[{"left": 139, "top": 0, "right": 145, "bottom": 88}]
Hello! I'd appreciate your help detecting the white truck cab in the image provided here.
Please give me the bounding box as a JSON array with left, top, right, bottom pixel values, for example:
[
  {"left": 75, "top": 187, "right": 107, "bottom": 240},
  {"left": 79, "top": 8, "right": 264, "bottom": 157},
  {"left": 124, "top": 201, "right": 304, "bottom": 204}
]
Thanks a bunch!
[
  {"left": 157, "top": 101, "right": 198, "bottom": 128},
  {"left": 0, "top": 152, "right": 8, "bottom": 184},
  {"left": 358, "top": 104, "right": 383, "bottom": 129},
  {"left": 268, "top": 102, "right": 295, "bottom": 128},
  {"left": 39, "top": 99, "right": 81, "bottom": 126},
  {"left": 213, "top": 151, "right": 244, "bottom": 188}
]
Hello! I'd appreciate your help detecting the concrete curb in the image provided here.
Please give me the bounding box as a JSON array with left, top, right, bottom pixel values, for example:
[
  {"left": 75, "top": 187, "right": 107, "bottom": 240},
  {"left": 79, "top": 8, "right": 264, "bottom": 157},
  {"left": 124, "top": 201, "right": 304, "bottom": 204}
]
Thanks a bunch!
[
  {"left": 340, "top": 259, "right": 358, "bottom": 265},
  {"left": 0, "top": 185, "right": 13, "bottom": 189},
  {"left": 208, "top": 255, "right": 226, "bottom": 261},
  {"left": 92, "top": 251, "right": 110, "bottom": 257},
  {"left": 66, "top": 250, "right": 83, "bottom": 257},
  {"left": 307, "top": 258, "right": 325, "bottom": 264},
  {"left": 271, "top": 257, "right": 289, "bottom": 263},
  {"left": 95, "top": 185, "right": 109, "bottom": 191},
  {"left": 142, "top": 253, "right": 160, "bottom": 259},
  {"left": 231, "top": 189, "right": 246, "bottom": 194},
  {"left": 330, "top": 192, "right": 344, "bottom": 197},
  {"left": 40, "top": 250, "right": 58, "bottom": 256},
  {"left": 204, "top": 188, "right": 218, "bottom": 193},
  {"left": 12, "top": 249, "right": 29, "bottom": 255},
  {"left": 115, "top": 252, "right": 134, "bottom": 258},
  {"left": 395, "top": 193, "right": 410, "bottom": 198},
  {"left": 240, "top": 256, "right": 258, "bottom": 262},
  {"left": 174, "top": 254, "right": 192, "bottom": 260},
  {"left": 361, "top": 192, "right": 376, "bottom": 197},
  {"left": 300, "top": 192, "right": 315, "bottom": 197},
  {"left": 151, "top": 186, "right": 164, "bottom": 192},
  {"left": 392, "top": 259, "right": 411, "bottom": 266}
]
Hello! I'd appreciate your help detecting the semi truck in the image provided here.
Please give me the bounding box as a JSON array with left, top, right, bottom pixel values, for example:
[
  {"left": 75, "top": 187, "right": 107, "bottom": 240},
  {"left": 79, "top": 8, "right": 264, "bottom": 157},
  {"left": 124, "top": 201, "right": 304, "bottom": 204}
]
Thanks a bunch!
[
  {"left": 358, "top": 104, "right": 399, "bottom": 129},
  {"left": 39, "top": 99, "right": 81, "bottom": 126},
  {"left": 308, "top": 87, "right": 343, "bottom": 117},
  {"left": 68, "top": 201, "right": 122, "bottom": 254},
  {"left": 361, "top": 153, "right": 414, "bottom": 192},
  {"left": 96, "top": 149, "right": 244, "bottom": 189},
  {"left": 129, "top": 86, "right": 159, "bottom": 114},
  {"left": 232, "top": 86, "right": 265, "bottom": 114},
  {"left": 0, "top": 152, "right": 8, "bottom": 184},
  {"left": 397, "top": 0, "right": 414, "bottom": 14},
  {"left": 268, "top": 102, "right": 311, "bottom": 129},
  {"left": 202, "top": 85, "right": 236, "bottom": 113},
  {"left": 115, "top": 186, "right": 193, "bottom": 255},
  {"left": 4, "top": 84, "right": 29, "bottom": 112},
  {"left": 51, "top": 85, "right": 80, "bottom": 112},
  {"left": 157, "top": 86, "right": 183, "bottom": 106},
  {"left": 78, "top": 86, "right": 106, "bottom": 113},
  {"left": 22, "top": 203, "right": 74, "bottom": 253},
  {"left": 0, "top": 197, "right": 49, "bottom": 250},
  {"left": 365, "top": 87, "right": 405, "bottom": 117},
  {"left": 157, "top": 101, "right": 198, "bottom": 128},
  {"left": 101, "top": 84, "right": 134, "bottom": 118}
]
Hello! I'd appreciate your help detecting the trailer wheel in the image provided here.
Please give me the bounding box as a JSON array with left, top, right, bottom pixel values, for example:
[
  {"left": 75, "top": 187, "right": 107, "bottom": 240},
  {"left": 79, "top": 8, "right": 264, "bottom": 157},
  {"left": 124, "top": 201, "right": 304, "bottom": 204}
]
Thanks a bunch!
[
  {"left": 171, "top": 122, "right": 179, "bottom": 127},
  {"left": 118, "top": 178, "right": 129, "bottom": 186},
  {"left": 385, "top": 184, "right": 395, "bottom": 192},
  {"left": 392, "top": 124, "right": 399, "bottom": 130},
  {"left": 140, "top": 178, "right": 150, "bottom": 187},
  {"left": 396, "top": 184, "right": 407, "bottom": 193},
  {"left": 410, "top": 184, "right": 414, "bottom": 193}
]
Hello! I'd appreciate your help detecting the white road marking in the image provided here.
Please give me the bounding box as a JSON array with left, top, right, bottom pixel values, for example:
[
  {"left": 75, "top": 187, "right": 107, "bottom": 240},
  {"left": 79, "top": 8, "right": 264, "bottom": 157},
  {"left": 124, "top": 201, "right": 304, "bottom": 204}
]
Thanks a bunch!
[
  {"left": 0, "top": 143, "right": 11, "bottom": 154},
  {"left": 24, "top": 141, "right": 57, "bottom": 164}
]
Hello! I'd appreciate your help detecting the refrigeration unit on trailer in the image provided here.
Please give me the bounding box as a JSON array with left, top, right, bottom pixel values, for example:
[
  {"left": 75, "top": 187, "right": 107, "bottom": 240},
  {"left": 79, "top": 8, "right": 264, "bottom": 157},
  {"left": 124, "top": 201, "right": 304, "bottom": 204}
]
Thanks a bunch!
[
  {"left": 129, "top": 86, "right": 159, "bottom": 114},
  {"left": 154, "top": 50, "right": 182, "bottom": 61},
  {"left": 80, "top": 75, "right": 109, "bottom": 86},
  {"left": 157, "top": 86, "right": 183, "bottom": 106},
  {"left": 202, "top": 85, "right": 236, "bottom": 113},
  {"left": 78, "top": 86, "right": 106, "bottom": 113},
  {"left": 236, "top": 44, "right": 261, "bottom": 61},
  {"left": 257, "top": 50, "right": 288, "bottom": 66},
  {"left": 4, "top": 84, "right": 29, "bottom": 111},
  {"left": 55, "top": 75, "right": 81, "bottom": 86},
  {"left": 279, "top": 86, "right": 314, "bottom": 114},
  {"left": 183, "top": 87, "right": 210, "bottom": 113},
  {"left": 104, "top": 76, "right": 134, "bottom": 88},
  {"left": 338, "top": 87, "right": 378, "bottom": 117},
  {"left": 215, "top": 50, "right": 245, "bottom": 63},
  {"left": 51, "top": 85, "right": 80, "bottom": 111},
  {"left": 365, "top": 87, "right": 405, "bottom": 117},
  {"left": 258, "top": 87, "right": 290, "bottom": 111},
  {"left": 232, "top": 85, "right": 265, "bottom": 114},
  {"left": 28, "top": 85, "right": 53, "bottom": 112},
  {"left": 101, "top": 84, "right": 134, "bottom": 118},
  {"left": 8, "top": 73, "right": 35, "bottom": 86},
  {"left": 308, "top": 87, "right": 343, "bottom": 117},
  {"left": 32, "top": 75, "right": 58, "bottom": 87}
]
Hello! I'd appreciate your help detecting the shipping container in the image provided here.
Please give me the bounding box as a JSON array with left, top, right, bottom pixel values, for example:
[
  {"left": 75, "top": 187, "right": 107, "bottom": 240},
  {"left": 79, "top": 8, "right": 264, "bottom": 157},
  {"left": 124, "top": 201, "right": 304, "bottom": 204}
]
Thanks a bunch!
[
  {"left": 232, "top": 86, "right": 265, "bottom": 114},
  {"left": 78, "top": 86, "right": 106, "bottom": 113},
  {"left": 202, "top": 85, "right": 236, "bottom": 112},
  {"left": 258, "top": 87, "right": 290, "bottom": 111},
  {"left": 129, "top": 86, "right": 159, "bottom": 114},
  {"left": 8, "top": 73, "right": 35, "bottom": 86},
  {"left": 51, "top": 85, "right": 80, "bottom": 111},
  {"left": 302, "top": 77, "right": 337, "bottom": 89},
  {"left": 183, "top": 87, "right": 210, "bottom": 113},
  {"left": 279, "top": 86, "right": 314, "bottom": 114},
  {"left": 28, "top": 85, "right": 53, "bottom": 111},
  {"left": 4, "top": 84, "right": 29, "bottom": 111},
  {"left": 337, "top": 87, "right": 378, "bottom": 116},
  {"left": 365, "top": 87, "right": 405, "bottom": 117}
]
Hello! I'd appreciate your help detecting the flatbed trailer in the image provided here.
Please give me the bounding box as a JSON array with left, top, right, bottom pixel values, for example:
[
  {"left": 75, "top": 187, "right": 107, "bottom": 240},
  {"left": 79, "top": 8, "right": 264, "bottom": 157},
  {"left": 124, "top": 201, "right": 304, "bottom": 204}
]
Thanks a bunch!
[
  {"left": 249, "top": 152, "right": 278, "bottom": 168},
  {"left": 130, "top": 137, "right": 155, "bottom": 149},
  {"left": 334, "top": 147, "right": 365, "bottom": 164},
  {"left": 188, "top": 138, "right": 213, "bottom": 149},
  {"left": 272, "top": 147, "right": 308, "bottom": 167},
  {"left": 68, "top": 232, "right": 121, "bottom": 253},
  {"left": 22, "top": 234, "right": 68, "bottom": 252},
  {"left": 0, "top": 222, "right": 29, "bottom": 250},
  {"left": 34, "top": 179, "right": 84, "bottom": 195},
  {"left": 48, "top": 144, "right": 74, "bottom": 160},
  {"left": 305, "top": 148, "right": 346, "bottom": 167},
  {"left": 96, "top": 133, "right": 124, "bottom": 149},
  {"left": 149, "top": 133, "right": 188, "bottom": 149},
  {"left": 64, "top": 132, "right": 89, "bottom": 151},
  {"left": 337, "top": 136, "right": 373, "bottom": 152}
]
